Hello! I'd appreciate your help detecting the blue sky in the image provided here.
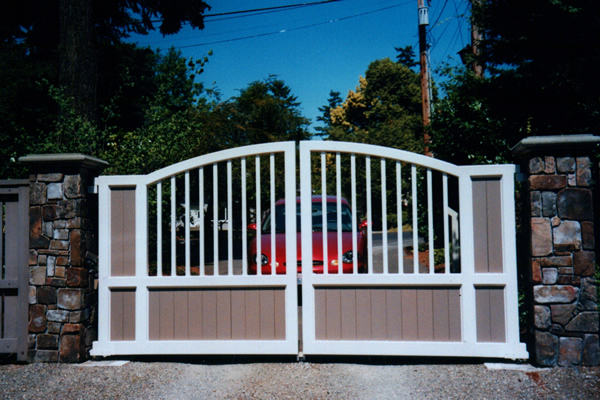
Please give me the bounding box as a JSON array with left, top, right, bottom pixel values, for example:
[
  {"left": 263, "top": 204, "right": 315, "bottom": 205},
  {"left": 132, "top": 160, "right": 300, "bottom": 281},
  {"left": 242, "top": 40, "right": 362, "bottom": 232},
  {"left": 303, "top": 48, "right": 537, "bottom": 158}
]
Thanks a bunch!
[{"left": 127, "top": 0, "right": 470, "bottom": 132}]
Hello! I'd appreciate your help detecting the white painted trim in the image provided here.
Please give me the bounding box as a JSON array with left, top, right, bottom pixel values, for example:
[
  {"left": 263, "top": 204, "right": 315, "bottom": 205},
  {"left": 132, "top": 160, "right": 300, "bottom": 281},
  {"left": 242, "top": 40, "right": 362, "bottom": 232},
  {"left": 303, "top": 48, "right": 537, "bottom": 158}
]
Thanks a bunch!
[
  {"left": 299, "top": 141, "right": 462, "bottom": 175},
  {"left": 134, "top": 184, "right": 149, "bottom": 342},
  {"left": 458, "top": 174, "right": 477, "bottom": 345},
  {"left": 93, "top": 141, "right": 526, "bottom": 360},
  {"left": 298, "top": 141, "right": 527, "bottom": 360},
  {"left": 95, "top": 181, "right": 111, "bottom": 347},
  {"left": 93, "top": 142, "right": 300, "bottom": 357},
  {"left": 91, "top": 340, "right": 298, "bottom": 356},
  {"left": 302, "top": 340, "right": 528, "bottom": 359}
]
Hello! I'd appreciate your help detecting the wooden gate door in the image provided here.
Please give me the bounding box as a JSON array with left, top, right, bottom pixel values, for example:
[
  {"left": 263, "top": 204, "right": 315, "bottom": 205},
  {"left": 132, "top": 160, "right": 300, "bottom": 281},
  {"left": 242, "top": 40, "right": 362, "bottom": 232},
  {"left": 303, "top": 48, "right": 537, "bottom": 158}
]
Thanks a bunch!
[
  {"left": 0, "top": 180, "right": 29, "bottom": 361},
  {"left": 91, "top": 142, "right": 299, "bottom": 357},
  {"left": 299, "top": 141, "right": 528, "bottom": 360}
]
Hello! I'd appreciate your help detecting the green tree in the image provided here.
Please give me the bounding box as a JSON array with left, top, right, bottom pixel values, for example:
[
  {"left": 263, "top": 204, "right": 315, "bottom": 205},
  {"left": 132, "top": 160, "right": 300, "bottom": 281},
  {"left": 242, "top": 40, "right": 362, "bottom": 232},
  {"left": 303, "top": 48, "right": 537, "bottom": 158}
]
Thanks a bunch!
[
  {"left": 395, "top": 45, "right": 418, "bottom": 70},
  {"left": 30, "top": 47, "right": 218, "bottom": 176},
  {"left": 0, "top": 0, "right": 212, "bottom": 178},
  {"left": 96, "top": 48, "right": 219, "bottom": 175},
  {"left": 314, "top": 90, "right": 343, "bottom": 138},
  {"left": 223, "top": 76, "right": 311, "bottom": 146},
  {"left": 473, "top": 0, "right": 600, "bottom": 136},
  {"left": 324, "top": 58, "right": 424, "bottom": 153},
  {"left": 316, "top": 57, "right": 425, "bottom": 230},
  {"left": 431, "top": 1, "right": 600, "bottom": 166},
  {"left": 431, "top": 65, "right": 511, "bottom": 165},
  {"left": 0, "top": 39, "right": 58, "bottom": 178}
]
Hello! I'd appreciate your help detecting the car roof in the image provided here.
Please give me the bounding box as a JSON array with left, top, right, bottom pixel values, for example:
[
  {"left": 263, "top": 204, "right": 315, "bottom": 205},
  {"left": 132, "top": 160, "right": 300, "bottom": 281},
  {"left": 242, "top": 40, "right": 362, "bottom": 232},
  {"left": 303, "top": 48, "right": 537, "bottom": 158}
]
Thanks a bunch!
[{"left": 274, "top": 195, "right": 349, "bottom": 206}]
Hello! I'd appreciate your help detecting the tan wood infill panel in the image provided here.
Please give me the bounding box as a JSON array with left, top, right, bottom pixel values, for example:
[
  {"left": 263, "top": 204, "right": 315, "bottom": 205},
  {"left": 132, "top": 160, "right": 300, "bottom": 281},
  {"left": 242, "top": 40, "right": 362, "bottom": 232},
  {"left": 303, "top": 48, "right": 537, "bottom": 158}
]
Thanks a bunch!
[
  {"left": 2, "top": 200, "right": 20, "bottom": 344},
  {"left": 476, "top": 287, "right": 506, "bottom": 343},
  {"left": 401, "top": 289, "right": 418, "bottom": 340},
  {"left": 174, "top": 290, "right": 190, "bottom": 340},
  {"left": 110, "top": 289, "right": 136, "bottom": 341},
  {"left": 0, "top": 184, "right": 29, "bottom": 360},
  {"left": 472, "top": 178, "right": 503, "bottom": 273},
  {"left": 148, "top": 288, "right": 286, "bottom": 341},
  {"left": 315, "top": 287, "right": 461, "bottom": 341},
  {"left": 110, "top": 187, "right": 136, "bottom": 276}
]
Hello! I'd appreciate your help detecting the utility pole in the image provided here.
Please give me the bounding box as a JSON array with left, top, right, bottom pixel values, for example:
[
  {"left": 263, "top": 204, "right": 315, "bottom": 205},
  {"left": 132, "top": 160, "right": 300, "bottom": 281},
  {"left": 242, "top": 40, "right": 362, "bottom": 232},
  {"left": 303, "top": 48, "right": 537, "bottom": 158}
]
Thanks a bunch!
[{"left": 418, "top": 0, "right": 432, "bottom": 156}]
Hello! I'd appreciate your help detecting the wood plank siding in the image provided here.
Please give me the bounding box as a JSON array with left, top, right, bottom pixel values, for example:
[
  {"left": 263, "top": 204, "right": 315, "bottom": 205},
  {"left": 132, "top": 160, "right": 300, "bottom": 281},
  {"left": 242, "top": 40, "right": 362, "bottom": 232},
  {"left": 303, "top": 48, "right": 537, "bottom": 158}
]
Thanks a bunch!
[
  {"left": 148, "top": 288, "right": 286, "bottom": 340},
  {"left": 315, "top": 287, "right": 461, "bottom": 341},
  {"left": 110, "top": 188, "right": 136, "bottom": 276},
  {"left": 0, "top": 183, "right": 30, "bottom": 361},
  {"left": 472, "top": 178, "right": 504, "bottom": 273},
  {"left": 110, "top": 289, "right": 136, "bottom": 341},
  {"left": 476, "top": 287, "right": 506, "bottom": 342}
]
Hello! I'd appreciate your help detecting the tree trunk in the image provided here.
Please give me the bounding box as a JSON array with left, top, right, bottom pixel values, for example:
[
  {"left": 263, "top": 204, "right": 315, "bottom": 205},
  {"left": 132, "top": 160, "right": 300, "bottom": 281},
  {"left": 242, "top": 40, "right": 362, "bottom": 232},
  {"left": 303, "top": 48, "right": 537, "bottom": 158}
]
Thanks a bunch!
[{"left": 59, "top": 0, "right": 97, "bottom": 122}]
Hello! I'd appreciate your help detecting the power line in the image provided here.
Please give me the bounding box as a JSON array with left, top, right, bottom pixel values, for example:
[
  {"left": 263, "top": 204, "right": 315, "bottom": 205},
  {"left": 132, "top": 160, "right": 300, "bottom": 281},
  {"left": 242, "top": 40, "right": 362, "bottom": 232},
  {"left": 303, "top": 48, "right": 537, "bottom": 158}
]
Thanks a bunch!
[
  {"left": 427, "top": 0, "right": 449, "bottom": 33},
  {"left": 452, "top": 0, "right": 467, "bottom": 48},
  {"left": 204, "top": 0, "right": 340, "bottom": 19},
  {"left": 173, "top": 1, "right": 413, "bottom": 50},
  {"left": 137, "top": 0, "right": 342, "bottom": 26}
]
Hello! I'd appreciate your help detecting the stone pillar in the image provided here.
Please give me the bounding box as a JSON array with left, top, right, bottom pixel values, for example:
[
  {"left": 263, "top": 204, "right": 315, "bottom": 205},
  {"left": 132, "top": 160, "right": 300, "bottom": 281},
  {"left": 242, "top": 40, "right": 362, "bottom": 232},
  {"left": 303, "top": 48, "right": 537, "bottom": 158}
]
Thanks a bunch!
[
  {"left": 513, "top": 135, "right": 600, "bottom": 367},
  {"left": 19, "top": 154, "right": 108, "bottom": 363}
]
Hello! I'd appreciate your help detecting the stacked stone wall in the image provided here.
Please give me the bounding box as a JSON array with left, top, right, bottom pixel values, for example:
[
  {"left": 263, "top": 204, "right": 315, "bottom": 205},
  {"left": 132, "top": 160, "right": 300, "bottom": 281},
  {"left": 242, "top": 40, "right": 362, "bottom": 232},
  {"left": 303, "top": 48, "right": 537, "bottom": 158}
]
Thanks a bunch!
[
  {"left": 21, "top": 155, "right": 106, "bottom": 363},
  {"left": 525, "top": 153, "right": 599, "bottom": 366}
]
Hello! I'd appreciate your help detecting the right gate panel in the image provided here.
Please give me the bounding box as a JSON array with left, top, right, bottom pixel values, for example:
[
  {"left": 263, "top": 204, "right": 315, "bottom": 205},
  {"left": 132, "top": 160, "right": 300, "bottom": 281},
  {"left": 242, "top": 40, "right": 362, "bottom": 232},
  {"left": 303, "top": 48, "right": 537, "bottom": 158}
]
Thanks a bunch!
[{"left": 299, "top": 141, "right": 527, "bottom": 360}]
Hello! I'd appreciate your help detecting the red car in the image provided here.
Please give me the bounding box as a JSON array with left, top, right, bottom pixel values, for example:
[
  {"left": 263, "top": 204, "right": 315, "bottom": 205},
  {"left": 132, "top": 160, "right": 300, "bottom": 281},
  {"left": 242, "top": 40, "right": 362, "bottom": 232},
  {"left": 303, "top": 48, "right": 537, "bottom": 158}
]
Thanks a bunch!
[{"left": 248, "top": 196, "right": 368, "bottom": 275}]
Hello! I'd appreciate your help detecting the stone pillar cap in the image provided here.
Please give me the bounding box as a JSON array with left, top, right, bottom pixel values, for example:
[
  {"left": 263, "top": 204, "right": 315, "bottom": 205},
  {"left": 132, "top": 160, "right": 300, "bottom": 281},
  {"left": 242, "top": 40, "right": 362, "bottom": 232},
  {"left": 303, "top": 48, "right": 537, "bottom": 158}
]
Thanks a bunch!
[
  {"left": 511, "top": 134, "right": 600, "bottom": 157},
  {"left": 19, "top": 153, "right": 109, "bottom": 171}
]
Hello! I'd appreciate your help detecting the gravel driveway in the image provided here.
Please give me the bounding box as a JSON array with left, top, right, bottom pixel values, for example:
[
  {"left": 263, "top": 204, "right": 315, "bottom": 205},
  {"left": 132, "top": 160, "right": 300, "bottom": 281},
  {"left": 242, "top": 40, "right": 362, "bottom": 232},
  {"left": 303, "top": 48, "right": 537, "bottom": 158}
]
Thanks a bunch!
[{"left": 1, "top": 358, "right": 598, "bottom": 399}]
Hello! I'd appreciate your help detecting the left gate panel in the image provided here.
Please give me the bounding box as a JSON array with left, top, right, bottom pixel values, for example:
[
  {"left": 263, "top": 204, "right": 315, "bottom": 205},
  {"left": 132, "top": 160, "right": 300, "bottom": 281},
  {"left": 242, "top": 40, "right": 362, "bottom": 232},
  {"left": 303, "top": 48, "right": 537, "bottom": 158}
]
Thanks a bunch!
[{"left": 92, "top": 142, "right": 298, "bottom": 357}]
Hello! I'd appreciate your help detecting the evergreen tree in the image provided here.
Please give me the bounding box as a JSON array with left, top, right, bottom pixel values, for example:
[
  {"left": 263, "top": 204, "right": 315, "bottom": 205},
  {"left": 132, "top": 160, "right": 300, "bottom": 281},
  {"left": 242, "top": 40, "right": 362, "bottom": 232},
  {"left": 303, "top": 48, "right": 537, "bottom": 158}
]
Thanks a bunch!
[
  {"left": 314, "top": 91, "right": 343, "bottom": 138},
  {"left": 474, "top": 0, "right": 600, "bottom": 136},
  {"left": 224, "top": 76, "right": 311, "bottom": 146}
]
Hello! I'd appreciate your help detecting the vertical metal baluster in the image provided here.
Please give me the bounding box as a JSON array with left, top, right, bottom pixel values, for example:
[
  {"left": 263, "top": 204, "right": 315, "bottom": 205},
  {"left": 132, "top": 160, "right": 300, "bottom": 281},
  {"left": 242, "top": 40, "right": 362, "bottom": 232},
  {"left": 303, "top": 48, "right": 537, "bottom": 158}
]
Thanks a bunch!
[
  {"left": 270, "top": 153, "right": 276, "bottom": 275},
  {"left": 170, "top": 176, "right": 176, "bottom": 276},
  {"left": 366, "top": 156, "right": 373, "bottom": 272},
  {"left": 213, "top": 163, "right": 219, "bottom": 275},
  {"left": 241, "top": 158, "right": 247, "bottom": 276},
  {"left": 427, "top": 168, "right": 434, "bottom": 274},
  {"left": 185, "top": 171, "right": 191, "bottom": 276},
  {"left": 199, "top": 167, "right": 205, "bottom": 276},
  {"left": 336, "top": 152, "right": 342, "bottom": 274},
  {"left": 443, "top": 173, "right": 450, "bottom": 274},
  {"left": 351, "top": 154, "right": 358, "bottom": 274},
  {"left": 412, "top": 165, "right": 418, "bottom": 274},
  {"left": 156, "top": 182, "right": 162, "bottom": 275},
  {"left": 321, "top": 152, "right": 328, "bottom": 274},
  {"left": 255, "top": 155, "right": 261, "bottom": 276},
  {"left": 396, "top": 162, "right": 403, "bottom": 274},
  {"left": 227, "top": 160, "right": 233, "bottom": 276}
]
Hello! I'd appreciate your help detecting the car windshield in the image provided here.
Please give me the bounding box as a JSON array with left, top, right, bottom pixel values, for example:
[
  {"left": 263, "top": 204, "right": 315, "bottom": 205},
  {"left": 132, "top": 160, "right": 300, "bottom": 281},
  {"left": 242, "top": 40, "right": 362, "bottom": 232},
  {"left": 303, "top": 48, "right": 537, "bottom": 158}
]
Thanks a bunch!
[{"left": 261, "top": 202, "right": 354, "bottom": 233}]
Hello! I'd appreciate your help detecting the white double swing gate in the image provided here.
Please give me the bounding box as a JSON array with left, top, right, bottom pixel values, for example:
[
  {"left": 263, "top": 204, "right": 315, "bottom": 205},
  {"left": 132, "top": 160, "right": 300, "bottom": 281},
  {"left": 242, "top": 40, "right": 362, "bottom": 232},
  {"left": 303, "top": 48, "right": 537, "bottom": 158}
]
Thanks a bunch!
[{"left": 91, "top": 141, "right": 528, "bottom": 359}]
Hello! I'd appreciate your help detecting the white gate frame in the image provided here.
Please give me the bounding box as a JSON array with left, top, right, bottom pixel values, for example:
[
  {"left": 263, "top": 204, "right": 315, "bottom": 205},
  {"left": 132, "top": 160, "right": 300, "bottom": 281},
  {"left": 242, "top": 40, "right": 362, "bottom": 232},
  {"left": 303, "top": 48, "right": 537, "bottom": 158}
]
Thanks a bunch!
[
  {"left": 91, "top": 140, "right": 527, "bottom": 360},
  {"left": 91, "top": 142, "right": 298, "bottom": 356},
  {"left": 299, "top": 141, "right": 528, "bottom": 359}
]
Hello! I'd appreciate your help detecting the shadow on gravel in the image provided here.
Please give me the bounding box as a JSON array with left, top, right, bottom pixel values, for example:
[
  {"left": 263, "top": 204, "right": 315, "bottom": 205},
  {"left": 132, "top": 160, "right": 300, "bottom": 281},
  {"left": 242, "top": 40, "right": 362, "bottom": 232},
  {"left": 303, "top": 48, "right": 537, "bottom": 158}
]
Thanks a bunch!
[
  {"left": 303, "top": 355, "right": 532, "bottom": 366},
  {"left": 0, "top": 353, "right": 22, "bottom": 365},
  {"left": 90, "top": 354, "right": 531, "bottom": 367},
  {"left": 93, "top": 354, "right": 299, "bottom": 365}
]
